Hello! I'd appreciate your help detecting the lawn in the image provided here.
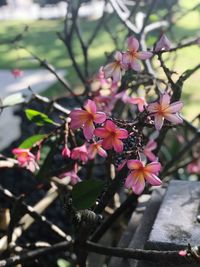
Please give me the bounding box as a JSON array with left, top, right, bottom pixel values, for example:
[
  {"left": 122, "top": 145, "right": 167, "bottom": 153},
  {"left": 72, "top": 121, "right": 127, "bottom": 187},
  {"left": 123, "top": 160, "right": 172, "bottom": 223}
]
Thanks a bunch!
[{"left": 0, "top": 0, "right": 199, "bottom": 120}]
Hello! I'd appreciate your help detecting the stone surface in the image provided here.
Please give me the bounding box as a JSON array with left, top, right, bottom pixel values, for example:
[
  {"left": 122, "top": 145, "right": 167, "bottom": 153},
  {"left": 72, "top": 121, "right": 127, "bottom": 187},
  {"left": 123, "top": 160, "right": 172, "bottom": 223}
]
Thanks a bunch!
[{"left": 146, "top": 180, "right": 200, "bottom": 250}]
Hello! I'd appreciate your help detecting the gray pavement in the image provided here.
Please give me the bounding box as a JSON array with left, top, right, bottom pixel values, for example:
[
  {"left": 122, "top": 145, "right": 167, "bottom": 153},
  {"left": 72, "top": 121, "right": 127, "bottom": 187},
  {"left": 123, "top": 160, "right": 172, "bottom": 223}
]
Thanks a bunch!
[{"left": 0, "top": 69, "right": 65, "bottom": 150}]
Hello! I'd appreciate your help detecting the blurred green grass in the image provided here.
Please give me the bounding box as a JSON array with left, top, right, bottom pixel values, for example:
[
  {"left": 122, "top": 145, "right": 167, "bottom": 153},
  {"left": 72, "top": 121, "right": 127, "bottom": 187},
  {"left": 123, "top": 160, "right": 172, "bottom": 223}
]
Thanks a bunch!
[{"left": 0, "top": 0, "right": 199, "bottom": 120}]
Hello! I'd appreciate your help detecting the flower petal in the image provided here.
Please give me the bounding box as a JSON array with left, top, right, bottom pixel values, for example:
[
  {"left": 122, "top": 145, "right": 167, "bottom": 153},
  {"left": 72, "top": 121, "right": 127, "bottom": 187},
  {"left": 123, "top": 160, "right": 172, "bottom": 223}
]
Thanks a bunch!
[
  {"left": 97, "top": 146, "right": 107, "bottom": 158},
  {"left": 132, "top": 174, "right": 145, "bottom": 195},
  {"left": 105, "top": 120, "right": 116, "bottom": 131},
  {"left": 94, "top": 112, "right": 106, "bottom": 124},
  {"left": 116, "top": 128, "right": 129, "bottom": 139},
  {"left": 83, "top": 121, "right": 95, "bottom": 140},
  {"left": 102, "top": 137, "right": 113, "bottom": 150},
  {"left": 114, "top": 51, "right": 123, "bottom": 61},
  {"left": 145, "top": 173, "right": 162, "bottom": 186},
  {"left": 127, "top": 36, "right": 139, "bottom": 52},
  {"left": 125, "top": 172, "right": 135, "bottom": 188},
  {"left": 154, "top": 114, "right": 164, "bottom": 130},
  {"left": 70, "top": 110, "right": 88, "bottom": 129},
  {"left": 160, "top": 92, "right": 170, "bottom": 108},
  {"left": 94, "top": 128, "right": 109, "bottom": 138},
  {"left": 164, "top": 113, "right": 183, "bottom": 124},
  {"left": 145, "top": 162, "right": 161, "bottom": 174},
  {"left": 137, "top": 51, "right": 153, "bottom": 60},
  {"left": 112, "top": 67, "right": 122, "bottom": 83},
  {"left": 103, "top": 63, "right": 116, "bottom": 79},
  {"left": 147, "top": 103, "right": 159, "bottom": 113},
  {"left": 165, "top": 101, "right": 183, "bottom": 113},
  {"left": 131, "top": 60, "right": 141, "bottom": 72},
  {"left": 84, "top": 99, "right": 96, "bottom": 114},
  {"left": 113, "top": 138, "right": 124, "bottom": 152},
  {"left": 127, "top": 159, "right": 143, "bottom": 170}
]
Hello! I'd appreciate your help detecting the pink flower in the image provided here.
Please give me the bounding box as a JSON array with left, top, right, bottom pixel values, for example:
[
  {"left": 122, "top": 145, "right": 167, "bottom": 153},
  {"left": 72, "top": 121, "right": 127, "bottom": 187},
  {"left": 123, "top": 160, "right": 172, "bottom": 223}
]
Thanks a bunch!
[
  {"left": 147, "top": 92, "right": 183, "bottom": 130},
  {"left": 71, "top": 143, "right": 88, "bottom": 163},
  {"left": 11, "top": 69, "right": 23, "bottom": 78},
  {"left": 62, "top": 145, "right": 71, "bottom": 158},
  {"left": 128, "top": 96, "right": 147, "bottom": 112},
  {"left": 144, "top": 140, "right": 157, "bottom": 161},
  {"left": 179, "top": 250, "right": 187, "bottom": 257},
  {"left": 69, "top": 99, "right": 106, "bottom": 140},
  {"left": 155, "top": 34, "right": 171, "bottom": 52},
  {"left": 187, "top": 160, "right": 200, "bottom": 174},
  {"left": 94, "top": 94, "right": 116, "bottom": 113},
  {"left": 123, "top": 36, "right": 152, "bottom": 72},
  {"left": 125, "top": 160, "right": 162, "bottom": 195},
  {"left": 59, "top": 163, "right": 80, "bottom": 185},
  {"left": 88, "top": 141, "right": 107, "bottom": 159},
  {"left": 103, "top": 51, "right": 128, "bottom": 83},
  {"left": 12, "top": 148, "right": 39, "bottom": 173},
  {"left": 94, "top": 120, "right": 128, "bottom": 153}
]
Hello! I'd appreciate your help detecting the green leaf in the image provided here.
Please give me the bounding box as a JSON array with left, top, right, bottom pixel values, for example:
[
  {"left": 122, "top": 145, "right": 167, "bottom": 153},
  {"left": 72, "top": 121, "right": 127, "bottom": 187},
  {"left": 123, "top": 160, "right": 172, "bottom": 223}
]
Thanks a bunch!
[
  {"left": 57, "top": 259, "right": 71, "bottom": 267},
  {"left": 25, "top": 109, "right": 56, "bottom": 126},
  {"left": 72, "top": 179, "right": 104, "bottom": 210},
  {"left": 19, "top": 134, "right": 46, "bottom": 149}
]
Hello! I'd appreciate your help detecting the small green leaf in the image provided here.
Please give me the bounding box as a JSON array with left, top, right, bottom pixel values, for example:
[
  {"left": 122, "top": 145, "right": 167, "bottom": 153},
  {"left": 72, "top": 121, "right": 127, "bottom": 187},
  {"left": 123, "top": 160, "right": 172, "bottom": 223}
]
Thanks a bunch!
[
  {"left": 25, "top": 109, "right": 56, "bottom": 126},
  {"left": 57, "top": 259, "right": 71, "bottom": 267},
  {"left": 72, "top": 179, "right": 104, "bottom": 210},
  {"left": 19, "top": 134, "right": 46, "bottom": 149}
]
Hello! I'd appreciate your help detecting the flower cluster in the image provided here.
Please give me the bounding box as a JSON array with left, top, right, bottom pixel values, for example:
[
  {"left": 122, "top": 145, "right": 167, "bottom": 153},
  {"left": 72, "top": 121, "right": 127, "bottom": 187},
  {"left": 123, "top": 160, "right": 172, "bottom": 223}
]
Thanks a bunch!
[{"left": 12, "top": 35, "right": 184, "bottom": 196}]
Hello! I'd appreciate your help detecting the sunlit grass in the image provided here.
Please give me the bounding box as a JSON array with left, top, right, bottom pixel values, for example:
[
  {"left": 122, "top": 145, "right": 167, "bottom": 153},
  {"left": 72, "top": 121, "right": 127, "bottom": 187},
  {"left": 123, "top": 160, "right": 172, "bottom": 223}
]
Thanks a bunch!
[{"left": 0, "top": 1, "right": 199, "bottom": 120}]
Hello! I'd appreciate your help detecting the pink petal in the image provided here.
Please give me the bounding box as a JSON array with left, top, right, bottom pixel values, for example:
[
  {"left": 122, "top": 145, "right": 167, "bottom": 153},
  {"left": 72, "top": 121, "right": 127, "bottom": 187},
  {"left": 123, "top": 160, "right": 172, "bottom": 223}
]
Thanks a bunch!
[
  {"left": 131, "top": 60, "right": 141, "bottom": 72},
  {"left": 114, "top": 51, "right": 123, "bottom": 61},
  {"left": 97, "top": 146, "right": 107, "bottom": 158},
  {"left": 127, "top": 36, "right": 139, "bottom": 52},
  {"left": 103, "top": 63, "right": 116, "bottom": 79},
  {"left": 112, "top": 67, "right": 122, "bottom": 83},
  {"left": 132, "top": 174, "right": 145, "bottom": 195},
  {"left": 155, "top": 34, "right": 171, "bottom": 52},
  {"left": 94, "top": 128, "right": 109, "bottom": 138},
  {"left": 146, "top": 140, "right": 157, "bottom": 150},
  {"left": 160, "top": 92, "right": 170, "bottom": 108},
  {"left": 70, "top": 110, "right": 88, "bottom": 129},
  {"left": 137, "top": 51, "right": 153, "bottom": 60},
  {"left": 165, "top": 101, "right": 183, "bottom": 113},
  {"left": 116, "top": 128, "right": 129, "bottom": 139},
  {"left": 127, "top": 159, "right": 143, "bottom": 170},
  {"left": 102, "top": 137, "right": 113, "bottom": 150},
  {"left": 105, "top": 120, "right": 116, "bottom": 131},
  {"left": 147, "top": 103, "right": 159, "bottom": 113},
  {"left": 88, "top": 145, "right": 97, "bottom": 159},
  {"left": 145, "top": 151, "right": 157, "bottom": 162},
  {"left": 83, "top": 121, "right": 95, "bottom": 140},
  {"left": 122, "top": 52, "right": 132, "bottom": 65},
  {"left": 144, "top": 173, "right": 162, "bottom": 186},
  {"left": 164, "top": 113, "right": 183, "bottom": 124},
  {"left": 84, "top": 99, "right": 96, "bottom": 114},
  {"left": 93, "top": 112, "right": 106, "bottom": 124},
  {"left": 145, "top": 162, "right": 161, "bottom": 174},
  {"left": 125, "top": 173, "right": 135, "bottom": 188},
  {"left": 113, "top": 138, "right": 124, "bottom": 152},
  {"left": 154, "top": 114, "right": 164, "bottom": 130}
]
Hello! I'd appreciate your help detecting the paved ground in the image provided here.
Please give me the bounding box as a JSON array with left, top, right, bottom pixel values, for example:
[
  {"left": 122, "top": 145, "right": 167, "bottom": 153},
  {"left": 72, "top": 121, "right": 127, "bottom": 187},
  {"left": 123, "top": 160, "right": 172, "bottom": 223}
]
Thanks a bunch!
[{"left": 0, "top": 69, "right": 65, "bottom": 150}]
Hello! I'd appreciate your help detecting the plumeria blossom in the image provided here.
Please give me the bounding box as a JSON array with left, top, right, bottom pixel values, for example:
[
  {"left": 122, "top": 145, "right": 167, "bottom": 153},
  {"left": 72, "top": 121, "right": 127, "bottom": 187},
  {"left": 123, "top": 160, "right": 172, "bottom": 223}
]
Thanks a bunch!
[
  {"left": 62, "top": 145, "right": 71, "bottom": 158},
  {"left": 147, "top": 92, "right": 183, "bottom": 130},
  {"left": 103, "top": 51, "right": 128, "bottom": 83},
  {"left": 71, "top": 143, "right": 89, "bottom": 163},
  {"left": 88, "top": 141, "right": 107, "bottom": 159},
  {"left": 187, "top": 159, "right": 200, "bottom": 174},
  {"left": 12, "top": 148, "right": 39, "bottom": 173},
  {"left": 123, "top": 36, "right": 152, "bottom": 72},
  {"left": 125, "top": 160, "right": 162, "bottom": 195},
  {"left": 94, "top": 120, "right": 128, "bottom": 152},
  {"left": 11, "top": 69, "right": 23, "bottom": 78},
  {"left": 69, "top": 99, "right": 106, "bottom": 140},
  {"left": 143, "top": 140, "right": 157, "bottom": 161},
  {"left": 128, "top": 96, "right": 147, "bottom": 112},
  {"left": 154, "top": 34, "right": 171, "bottom": 52},
  {"left": 59, "top": 163, "right": 80, "bottom": 185}
]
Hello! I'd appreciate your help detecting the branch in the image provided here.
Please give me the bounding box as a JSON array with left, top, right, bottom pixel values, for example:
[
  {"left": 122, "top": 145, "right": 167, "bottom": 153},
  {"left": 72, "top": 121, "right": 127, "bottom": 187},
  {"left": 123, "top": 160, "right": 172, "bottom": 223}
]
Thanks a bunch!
[{"left": 0, "top": 241, "right": 71, "bottom": 267}]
